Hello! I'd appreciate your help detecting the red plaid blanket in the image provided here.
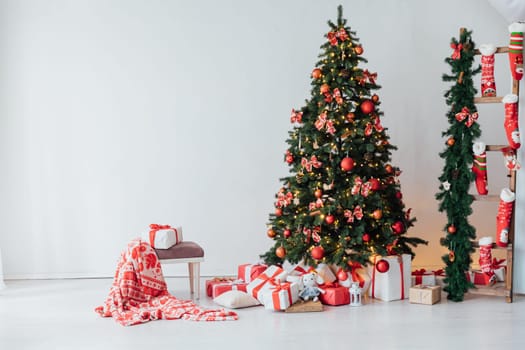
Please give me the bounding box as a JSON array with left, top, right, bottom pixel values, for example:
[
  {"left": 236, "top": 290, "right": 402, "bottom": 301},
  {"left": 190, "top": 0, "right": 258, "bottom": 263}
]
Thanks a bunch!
[{"left": 95, "top": 239, "right": 237, "bottom": 326}]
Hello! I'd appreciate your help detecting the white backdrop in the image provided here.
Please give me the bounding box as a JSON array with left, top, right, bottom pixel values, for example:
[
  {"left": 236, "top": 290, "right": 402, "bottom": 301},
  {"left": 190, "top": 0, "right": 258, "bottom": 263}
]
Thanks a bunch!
[{"left": 1, "top": 0, "right": 523, "bottom": 292}]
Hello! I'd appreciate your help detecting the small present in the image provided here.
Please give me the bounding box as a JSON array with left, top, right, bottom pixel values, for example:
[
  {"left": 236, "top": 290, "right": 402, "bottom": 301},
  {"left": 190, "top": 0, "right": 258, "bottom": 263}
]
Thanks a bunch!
[
  {"left": 142, "top": 224, "right": 183, "bottom": 249},
  {"left": 338, "top": 264, "right": 371, "bottom": 293},
  {"left": 493, "top": 258, "right": 506, "bottom": 282},
  {"left": 319, "top": 283, "right": 350, "bottom": 306},
  {"left": 368, "top": 254, "right": 411, "bottom": 301},
  {"left": 411, "top": 269, "right": 436, "bottom": 286},
  {"left": 211, "top": 280, "right": 248, "bottom": 299},
  {"left": 409, "top": 285, "right": 441, "bottom": 305},
  {"left": 288, "top": 262, "right": 336, "bottom": 283},
  {"left": 467, "top": 270, "right": 494, "bottom": 285},
  {"left": 206, "top": 277, "right": 236, "bottom": 297},
  {"left": 238, "top": 263, "right": 267, "bottom": 283},
  {"left": 260, "top": 281, "right": 299, "bottom": 311},
  {"left": 247, "top": 265, "right": 288, "bottom": 300}
]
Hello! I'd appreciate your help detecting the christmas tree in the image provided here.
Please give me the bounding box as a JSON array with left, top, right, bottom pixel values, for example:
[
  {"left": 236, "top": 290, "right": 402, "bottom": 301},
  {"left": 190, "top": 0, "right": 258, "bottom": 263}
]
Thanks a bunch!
[
  {"left": 261, "top": 6, "right": 426, "bottom": 271},
  {"left": 436, "top": 28, "right": 481, "bottom": 302}
]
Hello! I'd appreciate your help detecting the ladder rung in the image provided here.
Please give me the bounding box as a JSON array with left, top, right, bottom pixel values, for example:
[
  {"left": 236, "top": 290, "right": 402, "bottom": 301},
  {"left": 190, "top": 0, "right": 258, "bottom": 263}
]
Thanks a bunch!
[
  {"left": 472, "top": 194, "right": 499, "bottom": 201},
  {"left": 474, "top": 96, "right": 503, "bottom": 103},
  {"left": 474, "top": 47, "right": 509, "bottom": 55},
  {"left": 486, "top": 145, "right": 508, "bottom": 151}
]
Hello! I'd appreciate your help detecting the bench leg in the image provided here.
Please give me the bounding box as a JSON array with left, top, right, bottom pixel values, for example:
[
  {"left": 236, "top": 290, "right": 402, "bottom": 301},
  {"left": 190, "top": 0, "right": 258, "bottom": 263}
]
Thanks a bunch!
[{"left": 188, "top": 262, "right": 201, "bottom": 300}]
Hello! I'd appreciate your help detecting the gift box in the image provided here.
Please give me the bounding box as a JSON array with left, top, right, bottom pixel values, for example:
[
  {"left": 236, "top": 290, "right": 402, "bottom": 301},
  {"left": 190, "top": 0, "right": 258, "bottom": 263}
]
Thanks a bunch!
[
  {"left": 206, "top": 277, "right": 236, "bottom": 297},
  {"left": 411, "top": 269, "right": 436, "bottom": 286},
  {"left": 288, "top": 262, "right": 336, "bottom": 284},
  {"left": 142, "top": 223, "right": 183, "bottom": 249},
  {"left": 260, "top": 281, "right": 299, "bottom": 311},
  {"left": 319, "top": 283, "right": 350, "bottom": 306},
  {"left": 338, "top": 264, "right": 371, "bottom": 293},
  {"left": 247, "top": 265, "right": 288, "bottom": 301},
  {"left": 368, "top": 254, "right": 411, "bottom": 302},
  {"left": 409, "top": 285, "right": 441, "bottom": 305},
  {"left": 238, "top": 263, "right": 267, "bottom": 283},
  {"left": 493, "top": 258, "right": 506, "bottom": 282},
  {"left": 209, "top": 279, "right": 248, "bottom": 299},
  {"left": 467, "top": 270, "right": 494, "bottom": 285}
]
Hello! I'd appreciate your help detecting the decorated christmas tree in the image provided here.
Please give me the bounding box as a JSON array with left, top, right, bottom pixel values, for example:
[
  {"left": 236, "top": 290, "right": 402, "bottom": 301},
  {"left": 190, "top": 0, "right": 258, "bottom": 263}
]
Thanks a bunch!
[
  {"left": 261, "top": 6, "right": 426, "bottom": 271},
  {"left": 436, "top": 28, "right": 481, "bottom": 302}
]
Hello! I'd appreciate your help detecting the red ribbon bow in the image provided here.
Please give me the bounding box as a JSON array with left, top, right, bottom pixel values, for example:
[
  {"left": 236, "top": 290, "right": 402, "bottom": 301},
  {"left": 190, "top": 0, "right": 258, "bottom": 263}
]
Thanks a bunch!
[
  {"left": 351, "top": 177, "right": 372, "bottom": 197},
  {"left": 149, "top": 224, "right": 171, "bottom": 230},
  {"left": 344, "top": 205, "right": 363, "bottom": 223},
  {"left": 451, "top": 43, "right": 463, "bottom": 60},
  {"left": 432, "top": 269, "right": 445, "bottom": 276},
  {"left": 492, "top": 258, "right": 506, "bottom": 269},
  {"left": 411, "top": 269, "right": 427, "bottom": 276},
  {"left": 455, "top": 107, "right": 478, "bottom": 127},
  {"left": 301, "top": 155, "right": 322, "bottom": 172},
  {"left": 290, "top": 109, "right": 303, "bottom": 124},
  {"left": 359, "top": 69, "right": 377, "bottom": 85},
  {"left": 276, "top": 189, "right": 293, "bottom": 208},
  {"left": 365, "top": 117, "right": 384, "bottom": 136},
  {"left": 315, "top": 112, "right": 335, "bottom": 134}
]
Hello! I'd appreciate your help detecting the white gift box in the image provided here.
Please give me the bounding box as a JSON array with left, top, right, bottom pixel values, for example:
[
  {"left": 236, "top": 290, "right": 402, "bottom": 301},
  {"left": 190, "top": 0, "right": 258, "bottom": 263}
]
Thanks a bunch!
[
  {"left": 142, "top": 224, "right": 183, "bottom": 249},
  {"left": 338, "top": 267, "right": 371, "bottom": 294},
  {"left": 260, "top": 282, "right": 299, "bottom": 310},
  {"left": 247, "top": 265, "right": 288, "bottom": 301},
  {"left": 368, "top": 254, "right": 412, "bottom": 301},
  {"left": 288, "top": 262, "right": 336, "bottom": 284}
]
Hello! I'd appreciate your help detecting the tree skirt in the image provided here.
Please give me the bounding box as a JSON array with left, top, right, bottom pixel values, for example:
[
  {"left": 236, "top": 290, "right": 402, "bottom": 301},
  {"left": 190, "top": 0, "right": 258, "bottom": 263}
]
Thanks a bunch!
[{"left": 95, "top": 238, "right": 237, "bottom": 326}]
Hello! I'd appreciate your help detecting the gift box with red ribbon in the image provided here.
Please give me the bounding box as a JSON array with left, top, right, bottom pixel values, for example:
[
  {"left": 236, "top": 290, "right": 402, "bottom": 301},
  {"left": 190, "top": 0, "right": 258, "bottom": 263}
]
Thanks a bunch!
[
  {"left": 238, "top": 263, "right": 267, "bottom": 283},
  {"left": 260, "top": 281, "right": 299, "bottom": 311},
  {"left": 288, "top": 262, "right": 336, "bottom": 284},
  {"left": 467, "top": 270, "right": 494, "bottom": 285},
  {"left": 337, "top": 263, "right": 371, "bottom": 293},
  {"left": 411, "top": 269, "right": 437, "bottom": 286},
  {"left": 319, "top": 282, "right": 350, "bottom": 306},
  {"left": 409, "top": 285, "right": 441, "bottom": 305},
  {"left": 493, "top": 258, "right": 506, "bottom": 282},
  {"left": 142, "top": 223, "right": 183, "bottom": 249},
  {"left": 368, "top": 254, "right": 411, "bottom": 301},
  {"left": 247, "top": 265, "right": 288, "bottom": 301},
  {"left": 206, "top": 277, "right": 248, "bottom": 298}
]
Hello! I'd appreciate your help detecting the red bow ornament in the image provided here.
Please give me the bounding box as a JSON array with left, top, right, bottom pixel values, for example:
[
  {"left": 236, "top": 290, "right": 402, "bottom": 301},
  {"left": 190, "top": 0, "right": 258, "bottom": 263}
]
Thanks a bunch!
[
  {"left": 333, "top": 88, "right": 343, "bottom": 105},
  {"left": 344, "top": 205, "right": 363, "bottom": 223},
  {"left": 276, "top": 189, "right": 293, "bottom": 208},
  {"left": 315, "top": 111, "right": 337, "bottom": 134},
  {"left": 309, "top": 198, "right": 324, "bottom": 211},
  {"left": 450, "top": 43, "right": 463, "bottom": 60},
  {"left": 351, "top": 177, "right": 372, "bottom": 197},
  {"left": 359, "top": 69, "right": 377, "bottom": 86},
  {"left": 336, "top": 28, "right": 349, "bottom": 41},
  {"left": 301, "top": 155, "right": 322, "bottom": 172},
  {"left": 312, "top": 226, "right": 321, "bottom": 243},
  {"left": 290, "top": 109, "right": 303, "bottom": 124},
  {"left": 327, "top": 31, "right": 338, "bottom": 46},
  {"left": 455, "top": 107, "right": 478, "bottom": 127},
  {"left": 365, "top": 117, "right": 384, "bottom": 136}
]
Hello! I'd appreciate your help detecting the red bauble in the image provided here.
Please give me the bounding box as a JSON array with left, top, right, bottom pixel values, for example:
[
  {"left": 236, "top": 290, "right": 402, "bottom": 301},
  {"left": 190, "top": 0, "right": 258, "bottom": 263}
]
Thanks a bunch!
[
  {"left": 275, "top": 208, "right": 283, "bottom": 217},
  {"left": 311, "top": 246, "right": 325, "bottom": 260},
  {"left": 337, "top": 269, "right": 348, "bottom": 281},
  {"left": 369, "top": 178, "right": 380, "bottom": 191},
  {"left": 283, "top": 229, "right": 291, "bottom": 238},
  {"left": 447, "top": 137, "right": 455, "bottom": 146},
  {"left": 371, "top": 94, "right": 379, "bottom": 103},
  {"left": 325, "top": 214, "right": 335, "bottom": 224},
  {"left": 354, "top": 46, "right": 364, "bottom": 55},
  {"left": 314, "top": 189, "right": 323, "bottom": 198},
  {"left": 312, "top": 68, "right": 322, "bottom": 79},
  {"left": 360, "top": 100, "right": 375, "bottom": 114},
  {"left": 385, "top": 164, "right": 394, "bottom": 174},
  {"left": 376, "top": 259, "right": 390, "bottom": 273},
  {"left": 341, "top": 157, "right": 355, "bottom": 172},
  {"left": 372, "top": 209, "right": 383, "bottom": 220},
  {"left": 267, "top": 228, "right": 276, "bottom": 238},
  {"left": 275, "top": 246, "right": 286, "bottom": 259},
  {"left": 286, "top": 154, "right": 294, "bottom": 164},
  {"left": 392, "top": 221, "right": 405, "bottom": 234},
  {"left": 447, "top": 225, "right": 456, "bottom": 234},
  {"left": 362, "top": 233, "right": 370, "bottom": 242},
  {"left": 346, "top": 112, "right": 355, "bottom": 121},
  {"left": 320, "top": 84, "right": 330, "bottom": 94},
  {"left": 395, "top": 191, "right": 403, "bottom": 199}
]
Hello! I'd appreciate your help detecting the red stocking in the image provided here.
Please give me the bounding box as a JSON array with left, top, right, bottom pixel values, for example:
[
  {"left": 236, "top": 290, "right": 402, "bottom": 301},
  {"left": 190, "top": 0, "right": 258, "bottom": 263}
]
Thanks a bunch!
[
  {"left": 472, "top": 141, "right": 488, "bottom": 195},
  {"left": 503, "top": 94, "right": 520, "bottom": 150},
  {"left": 480, "top": 44, "right": 497, "bottom": 96},
  {"left": 478, "top": 237, "right": 496, "bottom": 286},
  {"left": 508, "top": 22, "right": 525, "bottom": 81},
  {"left": 496, "top": 188, "right": 515, "bottom": 247}
]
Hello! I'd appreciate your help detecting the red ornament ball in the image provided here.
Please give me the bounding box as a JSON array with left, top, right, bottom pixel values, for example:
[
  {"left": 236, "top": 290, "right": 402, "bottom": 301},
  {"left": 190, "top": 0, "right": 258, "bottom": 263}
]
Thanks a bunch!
[
  {"left": 314, "top": 189, "right": 323, "bottom": 198},
  {"left": 337, "top": 269, "right": 348, "bottom": 281},
  {"left": 311, "top": 246, "right": 325, "bottom": 260},
  {"left": 360, "top": 100, "right": 375, "bottom": 114},
  {"left": 395, "top": 191, "right": 403, "bottom": 200},
  {"left": 346, "top": 112, "right": 355, "bottom": 121},
  {"left": 372, "top": 209, "right": 383, "bottom": 220},
  {"left": 312, "top": 68, "right": 322, "bottom": 79},
  {"left": 371, "top": 94, "right": 379, "bottom": 103},
  {"left": 275, "top": 246, "right": 286, "bottom": 259},
  {"left": 392, "top": 221, "right": 405, "bottom": 234},
  {"left": 275, "top": 208, "right": 282, "bottom": 217},
  {"left": 362, "top": 233, "right": 370, "bottom": 242},
  {"left": 447, "top": 225, "right": 456, "bottom": 234},
  {"left": 376, "top": 259, "right": 390, "bottom": 273},
  {"left": 354, "top": 46, "right": 364, "bottom": 55},
  {"left": 369, "top": 178, "right": 380, "bottom": 191},
  {"left": 285, "top": 154, "right": 294, "bottom": 164},
  {"left": 267, "top": 228, "right": 276, "bottom": 238},
  {"left": 341, "top": 157, "right": 355, "bottom": 172},
  {"left": 283, "top": 229, "right": 291, "bottom": 238},
  {"left": 447, "top": 137, "right": 455, "bottom": 146},
  {"left": 320, "top": 84, "right": 330, "bottom": 94},
  {"left": 325, "top": 214, "right": 335, "bottom": 225},
  {"left": 385, "top": 164, "right": 394, "bottom": 174}
]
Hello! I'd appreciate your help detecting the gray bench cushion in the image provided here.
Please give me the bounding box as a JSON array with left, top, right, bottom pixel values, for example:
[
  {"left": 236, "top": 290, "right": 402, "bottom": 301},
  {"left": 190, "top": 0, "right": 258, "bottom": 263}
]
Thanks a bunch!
[{"left": 155, "top": 241, "right": 204, "bottom": 260}]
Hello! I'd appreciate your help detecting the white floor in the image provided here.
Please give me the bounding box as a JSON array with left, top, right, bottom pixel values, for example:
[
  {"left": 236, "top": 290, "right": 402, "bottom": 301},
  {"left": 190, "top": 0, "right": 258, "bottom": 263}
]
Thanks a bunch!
[{"left": 1, "top": 278, "right": 524, "bottom": 350}]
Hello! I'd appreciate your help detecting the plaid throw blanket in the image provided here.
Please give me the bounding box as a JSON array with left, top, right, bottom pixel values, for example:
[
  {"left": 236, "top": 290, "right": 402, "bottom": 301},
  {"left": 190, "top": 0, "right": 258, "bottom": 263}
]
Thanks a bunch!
[{"left": 95, "top": 238, "right": 237, "bottom": 326}]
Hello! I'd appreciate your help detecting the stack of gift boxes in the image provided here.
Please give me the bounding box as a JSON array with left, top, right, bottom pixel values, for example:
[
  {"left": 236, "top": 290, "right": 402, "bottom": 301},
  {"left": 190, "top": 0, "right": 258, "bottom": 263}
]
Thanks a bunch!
[{"left": 204, "top": 253, "right": 458, "bottom": 310}]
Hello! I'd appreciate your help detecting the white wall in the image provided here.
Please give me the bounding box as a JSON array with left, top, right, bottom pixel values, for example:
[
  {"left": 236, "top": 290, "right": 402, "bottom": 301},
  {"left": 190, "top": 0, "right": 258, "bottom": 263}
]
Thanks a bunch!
[{"left": 1, "top": 0, "right": 523, "bottom": 292}]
